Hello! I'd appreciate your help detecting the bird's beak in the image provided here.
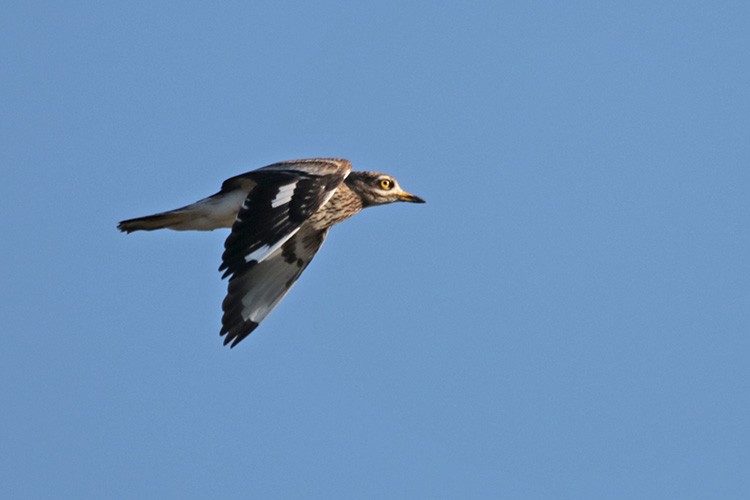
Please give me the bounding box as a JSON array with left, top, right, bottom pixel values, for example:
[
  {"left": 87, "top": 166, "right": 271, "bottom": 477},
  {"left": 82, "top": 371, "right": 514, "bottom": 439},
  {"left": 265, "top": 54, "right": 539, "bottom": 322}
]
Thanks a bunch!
[{"left": 398, "top": 191, "right": 426, "bottom": 203}]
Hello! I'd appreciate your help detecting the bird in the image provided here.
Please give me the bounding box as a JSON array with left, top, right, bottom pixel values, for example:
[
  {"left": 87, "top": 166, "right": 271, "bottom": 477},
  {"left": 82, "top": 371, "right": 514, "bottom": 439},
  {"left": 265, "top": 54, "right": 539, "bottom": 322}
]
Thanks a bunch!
[{"left": 118, "top": 158, "right": 425, "bottom": 348}]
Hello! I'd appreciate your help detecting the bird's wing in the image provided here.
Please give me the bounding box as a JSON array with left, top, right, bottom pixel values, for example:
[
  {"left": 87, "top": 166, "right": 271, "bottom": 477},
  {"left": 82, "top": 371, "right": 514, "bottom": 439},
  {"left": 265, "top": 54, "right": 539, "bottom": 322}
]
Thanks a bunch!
[
  {"left": 218, "top": 158, "right": 350, "bottom": 278},
  {"left": 220, "top": 226, "right": 330, "bottom": 347},
  {"left": 217, "top": 158, "right": 350, "bottom": 347}
]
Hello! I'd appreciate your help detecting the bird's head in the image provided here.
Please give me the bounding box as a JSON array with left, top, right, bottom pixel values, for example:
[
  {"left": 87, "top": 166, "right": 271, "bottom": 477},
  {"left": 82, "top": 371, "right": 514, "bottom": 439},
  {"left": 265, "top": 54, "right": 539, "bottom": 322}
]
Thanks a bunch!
[{"left": 345, "top": 171, "right": 426, "bottom": 207}]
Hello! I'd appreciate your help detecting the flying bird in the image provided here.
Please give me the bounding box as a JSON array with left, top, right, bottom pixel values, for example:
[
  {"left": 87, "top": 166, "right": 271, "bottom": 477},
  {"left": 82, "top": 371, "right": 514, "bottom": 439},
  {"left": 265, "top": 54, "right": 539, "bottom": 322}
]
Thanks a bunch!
[{"left": 118, "top": 158, "right": 425, "bottom": 348}]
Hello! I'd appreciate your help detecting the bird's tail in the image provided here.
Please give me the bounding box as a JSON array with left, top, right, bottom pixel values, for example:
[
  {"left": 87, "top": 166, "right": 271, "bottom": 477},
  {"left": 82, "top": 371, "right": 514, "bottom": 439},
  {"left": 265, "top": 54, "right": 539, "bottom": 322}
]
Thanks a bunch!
[
  {"left": 117, "top": 189, "right": 249, "bottom": 233},
  {"left": 117, "top": 209, "right": 199, "bottom": 233}
]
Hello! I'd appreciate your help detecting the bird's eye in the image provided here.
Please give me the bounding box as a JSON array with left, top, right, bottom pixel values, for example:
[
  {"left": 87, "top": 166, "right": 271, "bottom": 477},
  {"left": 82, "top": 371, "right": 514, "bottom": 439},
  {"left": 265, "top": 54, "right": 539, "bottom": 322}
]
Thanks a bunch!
[{"left": 379, "top": 178, "right": 393, "bottom": 190}]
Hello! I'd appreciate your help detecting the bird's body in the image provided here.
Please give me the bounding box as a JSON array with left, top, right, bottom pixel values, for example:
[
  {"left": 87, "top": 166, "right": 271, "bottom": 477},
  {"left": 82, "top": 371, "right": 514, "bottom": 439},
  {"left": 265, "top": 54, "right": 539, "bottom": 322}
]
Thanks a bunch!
[{"left": 118, "top": 158, "right": 424, "bottom": 347}]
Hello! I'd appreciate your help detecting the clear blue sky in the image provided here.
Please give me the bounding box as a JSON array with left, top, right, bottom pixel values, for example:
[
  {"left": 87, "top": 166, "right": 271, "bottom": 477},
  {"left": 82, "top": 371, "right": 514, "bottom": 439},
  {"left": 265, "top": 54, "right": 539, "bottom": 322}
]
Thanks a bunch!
[{"left": 2, "top": 1, "right": 749, "bottom": 498}]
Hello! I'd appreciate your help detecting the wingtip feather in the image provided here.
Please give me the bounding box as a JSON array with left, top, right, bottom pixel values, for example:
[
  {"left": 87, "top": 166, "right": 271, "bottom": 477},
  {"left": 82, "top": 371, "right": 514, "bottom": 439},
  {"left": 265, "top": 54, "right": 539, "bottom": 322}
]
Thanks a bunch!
[{"left": 220, "top": 319, "right": 260, "bottom": 349}]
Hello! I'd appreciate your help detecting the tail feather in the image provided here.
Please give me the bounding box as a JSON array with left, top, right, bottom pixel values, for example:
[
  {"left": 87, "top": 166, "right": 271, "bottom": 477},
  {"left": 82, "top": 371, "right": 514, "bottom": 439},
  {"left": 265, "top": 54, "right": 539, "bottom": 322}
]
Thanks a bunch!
[
  {"left": 117, "top": 210, "right": 196, "bottom": 233},
  {"left": 118, "top": 189, "right": 249, "bottom": 233}
]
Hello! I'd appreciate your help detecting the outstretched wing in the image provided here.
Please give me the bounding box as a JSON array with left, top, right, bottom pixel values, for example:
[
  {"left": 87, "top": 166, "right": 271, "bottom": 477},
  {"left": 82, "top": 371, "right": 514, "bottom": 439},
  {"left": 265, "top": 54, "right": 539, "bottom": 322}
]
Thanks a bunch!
[
  {"left": 218, "top": 158, "right": 350, "bottom": 347},
  {"left": 220, "top": 226, "right": 329, "bottom": 347}
]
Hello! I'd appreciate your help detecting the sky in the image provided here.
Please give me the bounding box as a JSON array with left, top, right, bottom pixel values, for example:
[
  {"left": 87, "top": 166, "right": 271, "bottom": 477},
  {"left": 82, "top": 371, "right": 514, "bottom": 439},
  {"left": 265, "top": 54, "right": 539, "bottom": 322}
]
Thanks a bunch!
[{"left": 2, "top": 1, "right": 749, "bottom": 498}]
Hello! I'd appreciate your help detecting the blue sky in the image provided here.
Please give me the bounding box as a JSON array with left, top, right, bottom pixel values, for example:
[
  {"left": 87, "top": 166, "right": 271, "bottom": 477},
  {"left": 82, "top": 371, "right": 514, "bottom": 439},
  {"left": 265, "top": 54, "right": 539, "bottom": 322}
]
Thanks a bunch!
[{"left": 2, "top": 1, "right": 749, "bottom": 498}]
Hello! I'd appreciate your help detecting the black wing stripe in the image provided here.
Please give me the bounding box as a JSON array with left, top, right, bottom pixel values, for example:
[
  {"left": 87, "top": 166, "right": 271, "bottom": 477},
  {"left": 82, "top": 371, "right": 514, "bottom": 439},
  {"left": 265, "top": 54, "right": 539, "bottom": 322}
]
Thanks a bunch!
[{"left": 220, "top": 176, "right": 298, "bottom": 269}]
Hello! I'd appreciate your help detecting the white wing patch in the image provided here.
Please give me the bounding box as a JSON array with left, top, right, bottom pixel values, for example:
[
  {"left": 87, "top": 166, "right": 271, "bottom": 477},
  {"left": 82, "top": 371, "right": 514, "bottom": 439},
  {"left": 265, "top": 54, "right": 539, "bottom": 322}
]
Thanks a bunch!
[
  {"left": 243, "top": 227, "right": 301, "bottom": 264},
  {"left": 244, "top": 245, "right": 271, "bottom": 264},
  {"left": 271, "top": 181, "right": 298, "bottom": 208}
]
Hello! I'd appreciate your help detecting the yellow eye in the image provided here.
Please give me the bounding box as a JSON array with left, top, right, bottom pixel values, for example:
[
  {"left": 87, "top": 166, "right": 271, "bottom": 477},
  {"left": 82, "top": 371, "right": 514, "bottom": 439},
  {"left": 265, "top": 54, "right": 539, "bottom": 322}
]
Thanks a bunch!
[{"left": 379, "top": 178, "right": 393, "bottom": 190}]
